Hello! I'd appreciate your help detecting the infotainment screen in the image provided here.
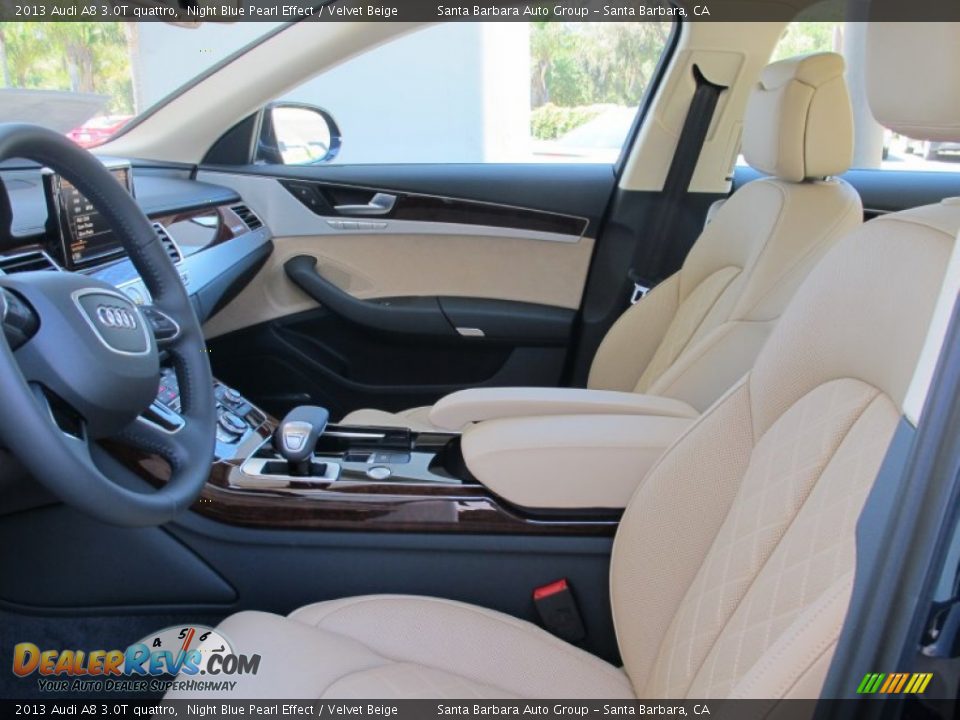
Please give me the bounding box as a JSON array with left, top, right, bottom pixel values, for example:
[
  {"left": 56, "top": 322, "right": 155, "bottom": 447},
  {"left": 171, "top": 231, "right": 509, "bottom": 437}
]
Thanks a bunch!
[{"left": 46, "top": 165, "right": 134, "bottom": 269}]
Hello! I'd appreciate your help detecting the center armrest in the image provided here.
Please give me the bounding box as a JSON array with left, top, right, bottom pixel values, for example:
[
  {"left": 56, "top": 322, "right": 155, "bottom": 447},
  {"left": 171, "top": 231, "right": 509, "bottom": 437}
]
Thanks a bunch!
[
  {"left": 461, "top": 413, "right": 694, "bottom": 510},
  {"left": 428, "top": 387, "right": 698, "bottom": 431}
]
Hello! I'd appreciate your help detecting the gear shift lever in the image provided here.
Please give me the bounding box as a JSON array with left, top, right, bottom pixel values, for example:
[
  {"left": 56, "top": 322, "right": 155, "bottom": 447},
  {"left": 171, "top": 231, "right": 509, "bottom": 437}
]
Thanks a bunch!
[{"left": 274, "top": 406, "right": 329, "bottom": 476}]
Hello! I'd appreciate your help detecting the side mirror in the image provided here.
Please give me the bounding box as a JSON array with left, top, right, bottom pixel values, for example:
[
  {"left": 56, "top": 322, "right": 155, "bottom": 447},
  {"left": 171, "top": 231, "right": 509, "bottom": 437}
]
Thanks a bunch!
[{"left": 256, "top": 103, "right": 342, "bottom": 165}]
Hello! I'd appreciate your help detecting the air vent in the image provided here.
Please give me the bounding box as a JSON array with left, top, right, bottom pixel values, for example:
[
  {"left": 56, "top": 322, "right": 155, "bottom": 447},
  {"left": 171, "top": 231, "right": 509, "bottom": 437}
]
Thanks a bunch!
[
  {"left": 0, "top": 250, "right": 59, "bottom": 275},
  {"left": 152, "top": 223, "right": 183, "bottom": 264},
  {"left": 231, "top": 204, "right": 263, "bottom": 231}
]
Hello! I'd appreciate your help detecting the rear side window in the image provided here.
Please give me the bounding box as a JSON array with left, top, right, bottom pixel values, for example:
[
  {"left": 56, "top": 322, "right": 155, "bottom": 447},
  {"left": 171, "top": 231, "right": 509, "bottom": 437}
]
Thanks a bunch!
[
  {"left": 766, "top": 22, "right": 959, "bottom": 173},
  {"left": 268, "top": 21, "right": 674, "bottom": 165}
]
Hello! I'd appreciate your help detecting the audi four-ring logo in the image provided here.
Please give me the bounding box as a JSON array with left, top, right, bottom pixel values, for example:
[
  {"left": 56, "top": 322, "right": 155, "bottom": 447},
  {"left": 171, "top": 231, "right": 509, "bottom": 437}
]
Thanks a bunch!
[{"left": 95, "top": 305, "right": 138, "bottom": 330}]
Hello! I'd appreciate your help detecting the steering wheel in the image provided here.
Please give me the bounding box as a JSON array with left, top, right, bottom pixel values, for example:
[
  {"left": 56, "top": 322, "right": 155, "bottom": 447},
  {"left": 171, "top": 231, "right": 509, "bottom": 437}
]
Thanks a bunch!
[{"left": 0, "top": 124, "right": 216, "bottom": 526}]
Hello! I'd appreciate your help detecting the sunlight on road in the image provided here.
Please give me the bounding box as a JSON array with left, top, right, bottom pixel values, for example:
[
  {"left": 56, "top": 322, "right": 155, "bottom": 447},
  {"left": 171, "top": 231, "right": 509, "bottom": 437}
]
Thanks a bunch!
[{"left": 882, "top": 152, "right": 960, "bottom": 173}]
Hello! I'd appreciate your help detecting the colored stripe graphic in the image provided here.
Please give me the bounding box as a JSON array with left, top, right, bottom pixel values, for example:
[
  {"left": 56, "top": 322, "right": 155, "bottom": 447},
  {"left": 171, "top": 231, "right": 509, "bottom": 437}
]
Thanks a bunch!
[
  {"left": 857, "top": 673, "right": 884, "bottom": 695},
  {"left": 858, "top": 672, "right": 932, "bottom": 694},
  {"left": 879, "top": 674, "right": 896, "bottom": 693},
  {"left": 892, "top": 673, "right": 909, "bottom": 693}
]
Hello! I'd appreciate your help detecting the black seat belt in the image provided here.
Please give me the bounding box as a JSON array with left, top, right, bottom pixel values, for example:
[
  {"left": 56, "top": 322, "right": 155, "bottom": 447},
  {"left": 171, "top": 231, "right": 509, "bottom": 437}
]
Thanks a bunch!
[{"left": 628, "top": 65, "right": 727, "bottom": 304}]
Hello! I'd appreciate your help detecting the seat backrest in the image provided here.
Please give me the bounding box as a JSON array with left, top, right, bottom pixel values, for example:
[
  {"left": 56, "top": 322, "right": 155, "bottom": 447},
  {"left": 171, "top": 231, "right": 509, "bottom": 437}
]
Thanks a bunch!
[
  {"left": 609, "top": 23, "right": 960, "bottom": 699},
  {"left": 589, "top": 52, "right": 862, "bottom": 412}
]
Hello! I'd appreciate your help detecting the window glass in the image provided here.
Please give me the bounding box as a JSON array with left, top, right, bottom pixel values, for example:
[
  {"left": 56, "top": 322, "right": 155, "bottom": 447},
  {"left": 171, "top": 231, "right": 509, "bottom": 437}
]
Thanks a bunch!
[
  {"left": 752, "top": 21, "right": 960, "bottom": 173},
  {"left": 0, "top": 22, "right": 278, "bottom": 147},
  {"left": 274, "top": 21, "right": 673, "bottom": 165},
  {"left": 770, "top": 21, "right": 841, "bottom": 61}
]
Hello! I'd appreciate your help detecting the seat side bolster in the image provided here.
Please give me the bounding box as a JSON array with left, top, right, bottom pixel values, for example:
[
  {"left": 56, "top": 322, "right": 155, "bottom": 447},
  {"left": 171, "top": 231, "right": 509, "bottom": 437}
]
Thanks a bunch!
[{"left": 587, "top": 272, "right": 681, "bottom": 392}]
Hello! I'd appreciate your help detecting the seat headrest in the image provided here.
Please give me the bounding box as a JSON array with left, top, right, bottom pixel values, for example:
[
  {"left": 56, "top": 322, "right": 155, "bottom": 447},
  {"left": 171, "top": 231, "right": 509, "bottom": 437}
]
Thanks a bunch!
[
  {"left": 867, "top": 22, "right": 960, "bottom": 142},
  {"left": 742, "top": 52, "right": 853, "bottom": 182}
]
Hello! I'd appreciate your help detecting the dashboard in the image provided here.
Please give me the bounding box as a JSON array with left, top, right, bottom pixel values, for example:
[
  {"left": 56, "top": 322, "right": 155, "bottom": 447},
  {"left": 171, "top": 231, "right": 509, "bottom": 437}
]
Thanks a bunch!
[
  {"left": 0, "top": 156, "right": 273, "bottom": 325},
  {"left": 0, "top": 157, "right": 275, "bottom": 455}
]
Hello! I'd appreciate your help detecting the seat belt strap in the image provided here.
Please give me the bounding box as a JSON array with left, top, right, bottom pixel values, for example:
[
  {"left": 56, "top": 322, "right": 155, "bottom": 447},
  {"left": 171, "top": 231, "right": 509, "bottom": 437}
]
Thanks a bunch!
[{"left": 628, "top": 65, "right": 726, "bottom": 304}]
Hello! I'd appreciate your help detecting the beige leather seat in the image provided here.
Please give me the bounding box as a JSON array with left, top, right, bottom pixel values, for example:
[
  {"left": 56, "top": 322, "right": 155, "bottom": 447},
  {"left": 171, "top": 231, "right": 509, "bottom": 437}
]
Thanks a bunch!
[
  {"left": 167, "top": 25, "right": 960, "bottom": 700},
  {"left": 343, "top": 52, "right": 863, "bottom": 432}
]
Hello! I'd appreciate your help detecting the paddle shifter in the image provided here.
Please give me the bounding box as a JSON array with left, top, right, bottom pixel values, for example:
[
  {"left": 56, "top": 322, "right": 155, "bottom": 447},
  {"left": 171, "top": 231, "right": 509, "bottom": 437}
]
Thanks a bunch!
[{"left": 274, "top": 406, "right": 330, "bottom": 476}]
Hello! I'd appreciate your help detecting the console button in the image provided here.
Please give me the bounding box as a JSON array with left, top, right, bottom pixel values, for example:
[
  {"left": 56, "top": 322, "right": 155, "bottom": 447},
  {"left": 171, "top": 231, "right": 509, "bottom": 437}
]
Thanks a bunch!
[
  {"left": 231, "top": 402, "right": 253, "bottom": 417},
  {"left": 366, "top": 466, "right": 392, "bottom": 481},
  {"left": 372, "top": 451, "right": 410, "bottom": 464},
  {"left": 218, "top": 410, "right": 248, "bottom": 436}
]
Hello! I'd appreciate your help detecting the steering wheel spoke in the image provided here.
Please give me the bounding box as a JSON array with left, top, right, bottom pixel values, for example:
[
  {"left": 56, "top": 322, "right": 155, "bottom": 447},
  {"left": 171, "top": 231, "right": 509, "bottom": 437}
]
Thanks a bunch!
[
  {"left": 115, "top": 411, "right": 192, "bottom": 475},
  {"left": 30, "top": 383, "right": 87, "bottom": 441}
]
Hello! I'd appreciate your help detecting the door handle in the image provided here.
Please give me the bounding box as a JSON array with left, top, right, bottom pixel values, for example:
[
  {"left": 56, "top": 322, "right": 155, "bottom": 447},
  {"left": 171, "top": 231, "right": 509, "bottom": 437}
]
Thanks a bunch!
[{"left": 333, "top": 192, "right": 397, "bottom": 216}]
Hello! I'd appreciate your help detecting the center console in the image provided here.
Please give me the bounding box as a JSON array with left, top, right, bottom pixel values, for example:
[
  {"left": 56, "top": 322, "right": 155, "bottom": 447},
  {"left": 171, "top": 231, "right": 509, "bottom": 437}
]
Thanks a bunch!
[
  {"left": 121, "top": 372, "right": 619, "bottom": 537},
  {"left": 238, "top": 423, "right": 469, "bottom": 489},
  {"left": 151, "top": 366, "right": 267, "bottom": 455}
]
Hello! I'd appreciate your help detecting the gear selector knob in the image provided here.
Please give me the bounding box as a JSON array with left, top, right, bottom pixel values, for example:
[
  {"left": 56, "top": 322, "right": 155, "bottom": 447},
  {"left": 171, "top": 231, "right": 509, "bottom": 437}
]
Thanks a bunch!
[{"left": 274, "top": 406, "right": 329, "bottom": 475}]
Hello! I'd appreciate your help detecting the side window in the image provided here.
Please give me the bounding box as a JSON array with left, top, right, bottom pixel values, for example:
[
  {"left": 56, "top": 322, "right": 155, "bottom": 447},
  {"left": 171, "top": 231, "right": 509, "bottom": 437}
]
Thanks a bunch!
[
  {"left": 764, "top": 22, "right": 958, "bottom": 173},
  {"left": 264, "top": 21, "right": 673, "bottom": 166}
]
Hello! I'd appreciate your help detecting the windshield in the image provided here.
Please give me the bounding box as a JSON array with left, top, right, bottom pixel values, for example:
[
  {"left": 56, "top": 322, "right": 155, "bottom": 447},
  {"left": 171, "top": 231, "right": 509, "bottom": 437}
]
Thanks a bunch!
[{"left": 0, "top": 22, "right": 280, "bottom": 147}]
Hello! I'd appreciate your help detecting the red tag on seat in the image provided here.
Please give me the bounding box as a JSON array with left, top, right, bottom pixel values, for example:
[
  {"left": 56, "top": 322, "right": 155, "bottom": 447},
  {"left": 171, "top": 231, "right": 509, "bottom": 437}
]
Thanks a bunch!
[
  {"left": 532, "top": 579, "right": 585, "bottom": 643},
  {"left": 533, "top": 578, "right": 569, "bottom": 600}
]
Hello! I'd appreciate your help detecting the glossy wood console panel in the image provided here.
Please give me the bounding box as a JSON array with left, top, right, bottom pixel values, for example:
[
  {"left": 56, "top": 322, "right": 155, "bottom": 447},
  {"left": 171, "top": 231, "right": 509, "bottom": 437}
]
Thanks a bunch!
[
  {"left": 108, "top": 414, "right": 618, "bottom": 537},
  {"left": 153, "top": 204, "right": 253, "bottom": 253}
]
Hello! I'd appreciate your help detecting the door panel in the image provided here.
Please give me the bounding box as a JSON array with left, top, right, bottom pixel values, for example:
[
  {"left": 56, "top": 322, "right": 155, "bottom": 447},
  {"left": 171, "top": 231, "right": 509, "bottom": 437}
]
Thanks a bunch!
[
  {"left": 200, "top": 172, "right": 597, "bottom": 337},
  {"left": 283, "top": 255, "right": 574, "bottom": 343},
  {"left": 202, "top": 162, "right": 616, "bottom": 232},
  {"left": 198, "top": 164, "right": 615, "bottom": 419}
]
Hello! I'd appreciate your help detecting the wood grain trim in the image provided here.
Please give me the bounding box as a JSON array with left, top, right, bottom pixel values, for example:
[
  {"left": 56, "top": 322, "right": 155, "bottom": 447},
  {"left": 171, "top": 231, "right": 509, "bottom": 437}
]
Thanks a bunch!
[
  {"left": 105, "top": 418, "right": 617, "bottom": 537},
  {"left": 279, "top": 179, "right": 589, "bottom": 238},
  {"left": 152, "top": 204, "right": 251, "bottom": 249}
]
